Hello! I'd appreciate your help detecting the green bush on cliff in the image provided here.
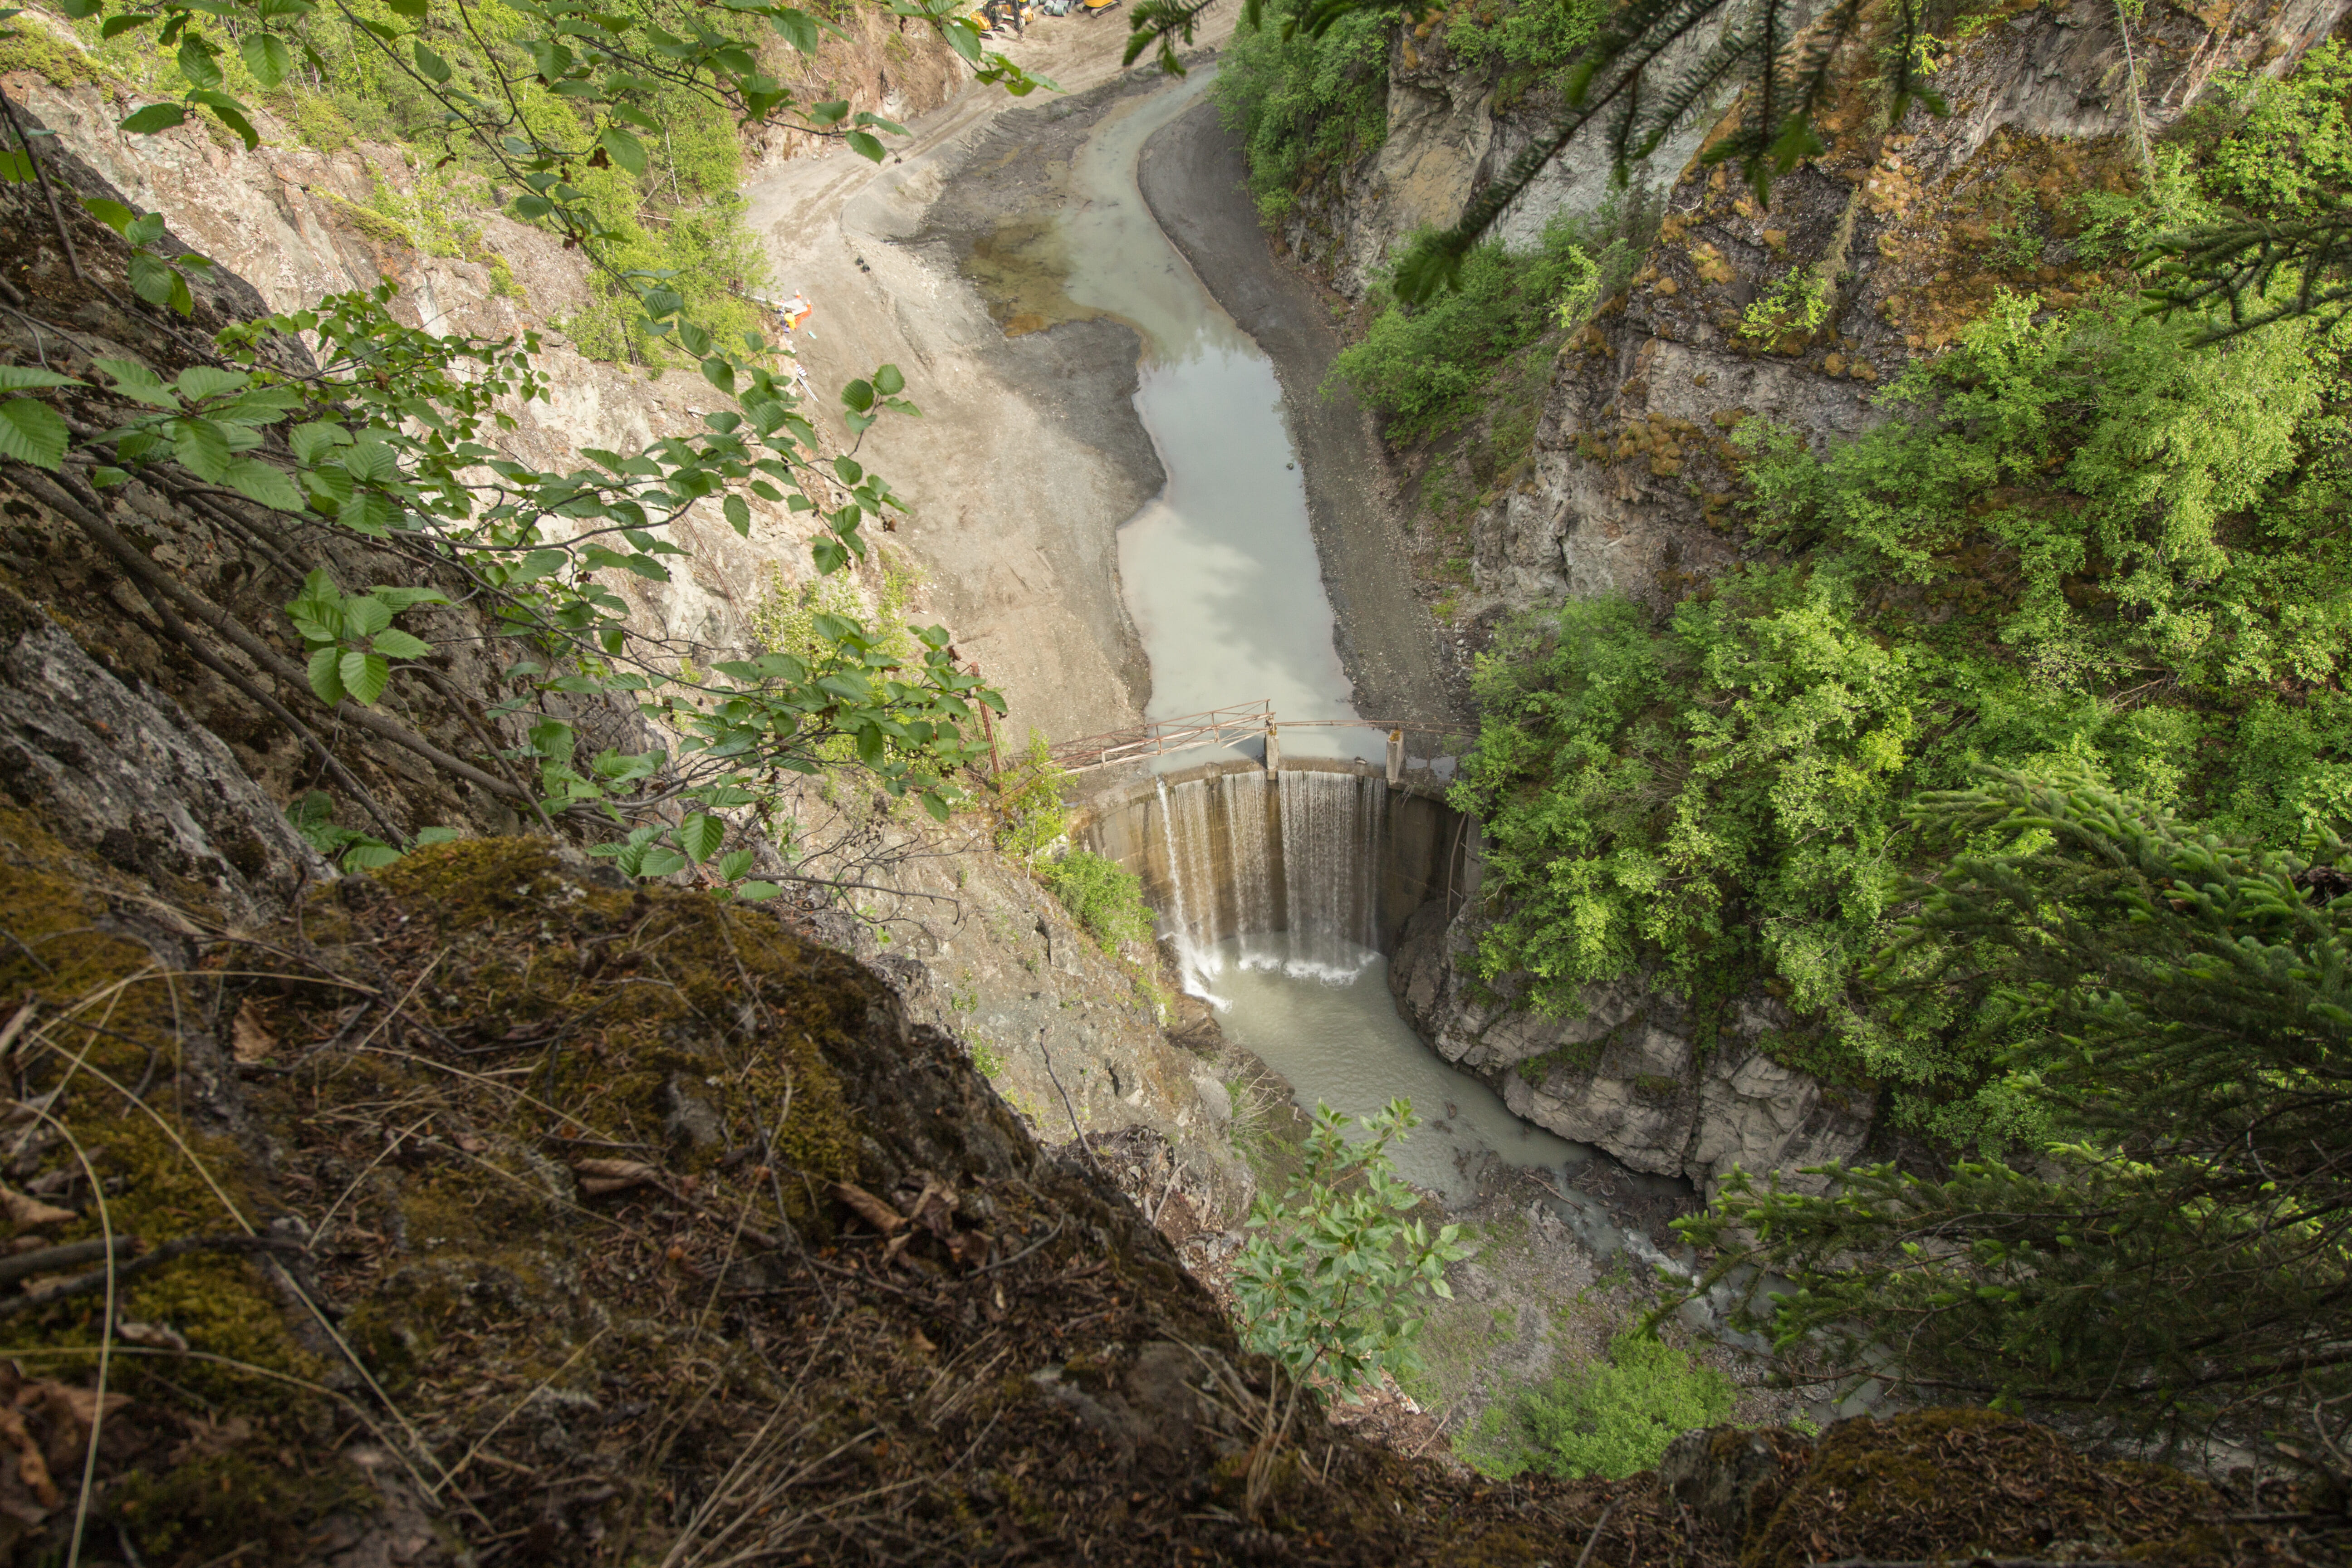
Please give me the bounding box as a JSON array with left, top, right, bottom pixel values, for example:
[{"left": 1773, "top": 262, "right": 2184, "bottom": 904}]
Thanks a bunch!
[
  {"left": 2202, "top": 39, "right": 2352, "bottom": 215},
  {"left": 1036, "top": 849, "right": 1155, "bottom": 953},
  {"left": 1455, "top": 287, "right": 2350, "bottom": 1141},
  {"left": 1460, "top": 1332, "right": 1735, "bottom": 1479},
  {"left": 1213, "top": 0, "right": 1399, "bottom": 219},
  {"left": 1441, "top": 0, "right": 1612, "bottom": 90},
  {"left": 986, "top": 740, "right": 1150, "bottom": 952},
  {"left": 1332, "top": 211, "right": 1624, "bottom": 437}
]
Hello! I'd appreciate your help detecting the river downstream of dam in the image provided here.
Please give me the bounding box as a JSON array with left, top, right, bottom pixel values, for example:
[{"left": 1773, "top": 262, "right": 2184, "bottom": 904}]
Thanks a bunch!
[{"left": 1060, "top": 73, "right": 1592, "bottom": 1205}]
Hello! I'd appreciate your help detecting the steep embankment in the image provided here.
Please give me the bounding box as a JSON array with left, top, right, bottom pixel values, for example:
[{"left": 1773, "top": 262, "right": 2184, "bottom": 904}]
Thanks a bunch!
[
  {"left": 746, "top": 55, "right": 1173, "bottom": 747},
  {"left": 7, "top": 7, "right": 1254, "bottom": 1186}
]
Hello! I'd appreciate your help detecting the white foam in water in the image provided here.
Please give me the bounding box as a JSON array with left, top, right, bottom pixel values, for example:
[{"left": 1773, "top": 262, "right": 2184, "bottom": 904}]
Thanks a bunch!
[
  {"left": 1207, "top": 940, "right": 1583, "bottom": 1204},
  {"left": 1149, "top": 772, "right": 1392, "bottom": 992}
]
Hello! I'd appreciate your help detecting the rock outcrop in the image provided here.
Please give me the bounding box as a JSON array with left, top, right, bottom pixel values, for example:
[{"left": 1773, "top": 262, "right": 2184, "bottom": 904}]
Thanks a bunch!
[
  {"left": 1458, "top": 0, "right": 2349, "bottom": 629},
  {"left": 1392, "top": 900, "right": 1873, "bottom": 1192},
  {"left": 0, "top": 589, "right": 324, "bottom": 924}
]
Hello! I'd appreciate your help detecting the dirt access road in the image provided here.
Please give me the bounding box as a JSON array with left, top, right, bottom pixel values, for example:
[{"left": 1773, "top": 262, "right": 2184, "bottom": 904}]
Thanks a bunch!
[{"left": 743, "top": 7, "right": 1452, "bottom": 750}]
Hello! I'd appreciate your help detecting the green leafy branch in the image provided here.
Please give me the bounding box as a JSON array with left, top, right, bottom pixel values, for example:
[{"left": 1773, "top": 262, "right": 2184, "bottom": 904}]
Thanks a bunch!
[
  {"left": 0, "top": 0, "right": 1033, "bottom": 895},
  {"left": 285, "top": 569, "right": 448, "bottom": 708},
  {"left": 81, "top": 198, "right": 215, "bottom": 317},
  {"left": 1234, "top": 1098, "right": 1468, "bottom": 1403},
  {"left": 1230, "top": 1097, "right": 1467, "bottom": 1512}
]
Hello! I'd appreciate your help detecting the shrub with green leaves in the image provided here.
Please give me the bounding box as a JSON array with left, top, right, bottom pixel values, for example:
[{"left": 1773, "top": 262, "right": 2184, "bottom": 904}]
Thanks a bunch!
[
  {"left": 1035, "top": 850, "right": 1153, "bottom": 954},
  {"left": 2203, "top": 39, "right": 2352, "bottom": 216},
  {"left": 1331, "top": 213, "right": 1623, "bottom": 438},
  {"left": 289, "top": 789, "right": 462, "bottom": 872},
  {"left": 1460, "top": 1332, "right": 1735, "bottom": 1480},
  {"left": 1454, "top": 287, "right": 2352, "bottom": 1140},
  {"left": 1212, "top": 0, "right": 1396, "bottom": 219},
  {"left": 1440, "top": 0, "right": 1610, "bottom": 87},
  {"left": 994, "top": 735, "right": 1073, "bottom": 863},
  {"left": 1234, "top": 1099, "right": 1470, "bottom": 1407},
  {"left": 1735, "top": 265, "right": 1833, "bottom": 345}
]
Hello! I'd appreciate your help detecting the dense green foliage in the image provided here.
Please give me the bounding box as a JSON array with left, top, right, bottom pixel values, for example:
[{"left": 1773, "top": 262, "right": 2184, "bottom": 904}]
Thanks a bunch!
[
  {"left": 1439, "top": 0, "right": 1609, "bottom": 93},
  {"left": 1330, "top": 211, "right": 1623, "bottom": 437},
  {"left": 1460, "top": 1332, "right": 1735, "bottom": 1479},
  {"left": 1460, "top": 293, "right": 2350, "bottom": 1140},
  {"left": 1454, "top": 44, "right": 2352, "bottom": 1140},
  {"left": 1211, "top": 0, "right": 1396, "bottom": 219},
  {"left": 1683, "top": 773, "right": 2352, "bottom": 1447}
]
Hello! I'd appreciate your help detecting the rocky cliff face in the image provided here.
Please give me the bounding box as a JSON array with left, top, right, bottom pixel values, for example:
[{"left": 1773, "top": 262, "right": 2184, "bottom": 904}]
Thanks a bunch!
[
  {"left": 3, "top": 39, "right": 1237, "bottom": 1236},
  {"left": 1274, "top": 15, "right": 1739, "bottom": 298},
  {"left": 1391, "top": 902, "right": 1875, "bottom": 1195},
  {"left": 1470, "top": 0, "right": 2348, "bottom": 626},
  {"left": 1341, "top": 0, "right": 2348, "bottom": 1185}
]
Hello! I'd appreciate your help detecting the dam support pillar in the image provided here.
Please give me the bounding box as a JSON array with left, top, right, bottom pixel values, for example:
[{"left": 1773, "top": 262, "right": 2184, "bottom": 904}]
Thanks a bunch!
[
  {"left": 1386, "top": 729, "right": 1403, "bottom": 787},
  {"left": 1264, "top": 724, "right": 1279, "bottom": 775}
]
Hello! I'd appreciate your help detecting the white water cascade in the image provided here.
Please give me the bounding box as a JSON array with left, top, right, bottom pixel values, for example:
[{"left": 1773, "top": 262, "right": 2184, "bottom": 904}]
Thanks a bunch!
[{"left": 1149, "top": 769, "right": 1387, "bottom": 999}]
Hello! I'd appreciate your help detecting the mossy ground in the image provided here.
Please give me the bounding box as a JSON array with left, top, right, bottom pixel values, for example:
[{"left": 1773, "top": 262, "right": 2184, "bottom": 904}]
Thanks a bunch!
[
  {"left": 0, "top": 828, "right": 2326, "bottom": 1564},
  {"left": 1744, "top": 1409, "right": 2226, "bottom": 1568}
]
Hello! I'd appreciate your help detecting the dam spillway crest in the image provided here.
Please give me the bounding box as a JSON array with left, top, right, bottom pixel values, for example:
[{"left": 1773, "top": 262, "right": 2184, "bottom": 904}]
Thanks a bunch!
[
  {"left": 1148, "top": 768, "right": 1390, "bottom": 994},
  {"left": 1087, "top": 765, "right": 1460, "bottom": 1000}
]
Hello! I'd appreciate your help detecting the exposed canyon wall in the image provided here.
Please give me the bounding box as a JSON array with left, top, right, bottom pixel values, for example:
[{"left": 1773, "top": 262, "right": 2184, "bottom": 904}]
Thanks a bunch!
[
  {"left": 1309, "top": 0, "right": 2352, "bottom": 1186},
  {"left": 1274, "top": 13, "right": 1741, "bottom": 298}
]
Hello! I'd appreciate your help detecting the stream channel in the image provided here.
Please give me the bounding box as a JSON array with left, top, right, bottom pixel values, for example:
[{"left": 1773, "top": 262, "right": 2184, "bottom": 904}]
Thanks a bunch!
[{"left": 1053, "top": 73, "right": 1694, "bottom": 1240}]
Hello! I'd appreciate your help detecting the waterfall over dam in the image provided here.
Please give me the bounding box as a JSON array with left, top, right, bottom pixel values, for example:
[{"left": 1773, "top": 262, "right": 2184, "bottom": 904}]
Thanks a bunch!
[{"left": 1080, "top": 762, "right": 1467, "bottom": 1000}]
